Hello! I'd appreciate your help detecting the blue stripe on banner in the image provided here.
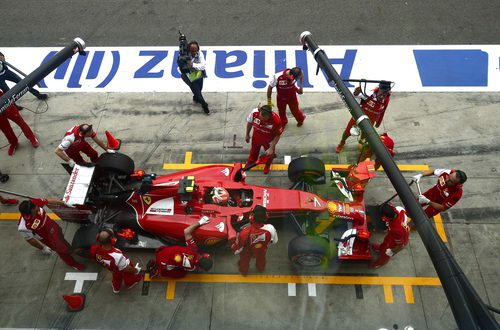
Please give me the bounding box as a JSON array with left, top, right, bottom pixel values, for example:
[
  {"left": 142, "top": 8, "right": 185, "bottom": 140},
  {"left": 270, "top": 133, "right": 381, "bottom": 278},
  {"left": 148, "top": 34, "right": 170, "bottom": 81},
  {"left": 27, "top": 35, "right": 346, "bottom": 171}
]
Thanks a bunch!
[{"left": 413, "top": 50, "right": 488, "bottom": 87}]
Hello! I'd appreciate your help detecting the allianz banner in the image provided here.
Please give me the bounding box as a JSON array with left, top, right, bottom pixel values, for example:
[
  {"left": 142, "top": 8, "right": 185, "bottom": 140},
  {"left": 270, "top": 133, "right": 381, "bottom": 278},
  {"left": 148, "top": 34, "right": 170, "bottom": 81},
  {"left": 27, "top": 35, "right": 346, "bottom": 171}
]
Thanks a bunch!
[{"left": 1, "top": 45, "right": 497, "bottom": 92}]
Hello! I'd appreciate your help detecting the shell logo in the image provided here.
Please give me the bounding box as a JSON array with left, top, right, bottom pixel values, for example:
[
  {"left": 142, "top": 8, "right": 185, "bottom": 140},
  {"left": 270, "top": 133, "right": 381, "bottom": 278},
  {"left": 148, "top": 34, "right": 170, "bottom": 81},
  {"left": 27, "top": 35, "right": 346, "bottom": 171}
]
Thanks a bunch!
[
  {"left": 327, "top": 201, "right": 337, "bottom": 214},
  {"left": 204, "top": 237, "right": 222, "bottom": 246},
  {"left": 174, "top": 254, "right": 181, "bottom": 262}
]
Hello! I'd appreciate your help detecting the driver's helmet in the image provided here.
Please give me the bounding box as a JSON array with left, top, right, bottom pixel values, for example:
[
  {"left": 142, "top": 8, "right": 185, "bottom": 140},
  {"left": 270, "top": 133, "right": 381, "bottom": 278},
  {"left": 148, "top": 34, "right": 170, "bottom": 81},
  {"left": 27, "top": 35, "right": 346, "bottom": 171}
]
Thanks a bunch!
[{"left": 210, "top": 187, "right": 229, "bottom": 205}]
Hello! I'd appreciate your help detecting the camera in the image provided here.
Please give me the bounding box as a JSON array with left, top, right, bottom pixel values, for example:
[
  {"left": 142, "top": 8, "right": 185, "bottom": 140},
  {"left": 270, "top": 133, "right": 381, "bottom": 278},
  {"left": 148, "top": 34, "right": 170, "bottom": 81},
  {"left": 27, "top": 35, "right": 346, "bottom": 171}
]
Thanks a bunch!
[{"left": 177, "top": 31, "right": 191, "bottom": 74}]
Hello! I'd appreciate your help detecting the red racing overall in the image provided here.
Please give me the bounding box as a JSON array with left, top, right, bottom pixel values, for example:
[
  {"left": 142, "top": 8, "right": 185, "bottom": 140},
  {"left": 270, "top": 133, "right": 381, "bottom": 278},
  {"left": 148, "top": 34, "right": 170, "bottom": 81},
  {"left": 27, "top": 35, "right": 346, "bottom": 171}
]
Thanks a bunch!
[
  {"left": 272, "top": 69, "right": 305, "bottom": 126},
  {"left": 343, "top": 88, "right": 391, "bottom": 139},
  {"left": 18, "top": 199, "right": 83, "bottom": 269},
  {"left": 245, "top": 109, "right": 283, "bottom": 169},
  {"left": 422, "top": 169, "right": 463, "bottom": 218},
  {"left": 0, "top": 90, "right": 37, "bottom": 146},
  {"left": 371, "top": 206, "right": 410, "bottom": 268},
  {"left": 59, "top": 125, "right": 98, "bottom": 163},
  {"left": 232, "top": 223, "right": 278, "bottom": 275},
  {"left": 90, "top": 244, "right": 142, "bottom": 292},
  {"left": 155, "top": 237, "right": 201, "bottom": 278}
]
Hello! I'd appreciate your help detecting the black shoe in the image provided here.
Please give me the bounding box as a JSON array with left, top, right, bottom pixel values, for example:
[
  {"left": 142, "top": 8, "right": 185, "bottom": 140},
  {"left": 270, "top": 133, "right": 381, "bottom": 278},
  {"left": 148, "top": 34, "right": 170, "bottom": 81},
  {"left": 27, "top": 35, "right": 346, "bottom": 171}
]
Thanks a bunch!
[
  {"left": 202, "top": 106, "right": 210, "bottom": 114},
  {"left": 37, "top": 94, "right": 48, "bottom": 100}
]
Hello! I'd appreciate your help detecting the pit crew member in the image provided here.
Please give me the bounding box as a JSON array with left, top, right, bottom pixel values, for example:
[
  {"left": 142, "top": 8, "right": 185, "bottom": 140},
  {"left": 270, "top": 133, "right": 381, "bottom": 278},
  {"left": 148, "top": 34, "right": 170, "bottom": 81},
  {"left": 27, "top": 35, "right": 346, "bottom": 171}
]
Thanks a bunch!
[
  {"left": 148, "top": 216, "right": 213, "bottom": 278},
  {"left": 336, "top": 82, "right": 392, "bottom": 153},
  {"left": 18, "top": 198, "right": 85, "bottom": 271},
  {"left": 231, "top": 205, "right": 278, "bottom": 275},
  {"left": 413, "top": 169, "right": 467, "bottom": 218},
  {"left": 0, "top": 90, "right": 39, "bottom": 156},
  {"left": 358, "top": 132, "right": 395, "bottom": 170},
  {"left": 90, "top": 228, "right": 143, "bottom": 293},
  {"left": 55, "top": 124, "right": 111, "bottom": 167},
  {"left": 371, "top": 203, "right": 410, "bottom": 268},
  {"left": 267, "top": 67, "right": 306, "bottom": 127},
  {"left": 245, "top": 104, "right": 283, "bottom": 174}
]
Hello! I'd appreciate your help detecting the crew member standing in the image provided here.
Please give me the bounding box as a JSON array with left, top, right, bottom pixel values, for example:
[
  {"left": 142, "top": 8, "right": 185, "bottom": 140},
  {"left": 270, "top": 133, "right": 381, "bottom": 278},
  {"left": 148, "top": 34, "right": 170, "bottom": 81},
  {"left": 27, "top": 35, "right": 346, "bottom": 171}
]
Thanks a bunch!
[
  {"left": 0, "top": 90, "right": 39, "bottom": 156},
  {"left": 180, "top": 41, "right": 210, "bottom": 114},
  {"left": 358, "top": 132, "right": 395, "bottom": 170},
  {"left": 336, "top": 82, "right": 392, "bottom": 153},
  {"left": 413, "top": 169, "right": 467, "bottom": 218},
  {"left": 90, "top": 228, "right": 143, "bottom": 293},
  {"left": 267, "top": 67, "right": 305, "bottom": 127},
  {"left": 245, "top": 104, "right": 283, "bottom": 174},
  {"left": 371, "top": 203, "right": 410, "bottom": 268},
  {"left": 231, "top": 205, "right": 278, "bottom": 275},
  {"left": 0, "top": 51, "right": 48, "bottom": 100},
  {"left": 18, "top": 198, "right": 85, "bottom": 270},
  {"left": 147, "top": 216, "right": 213, "bottom": 278},
  {"left": 55, "top": 124, "right": 111, "bottom": 167}
]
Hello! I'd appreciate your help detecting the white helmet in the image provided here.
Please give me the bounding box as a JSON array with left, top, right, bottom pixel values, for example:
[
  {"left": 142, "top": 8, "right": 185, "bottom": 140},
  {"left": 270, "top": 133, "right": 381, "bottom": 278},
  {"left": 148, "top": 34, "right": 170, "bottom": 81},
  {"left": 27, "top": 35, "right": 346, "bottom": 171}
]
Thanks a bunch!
[{"left": 211, "top": 187, "right": 229, "bottom": 205}]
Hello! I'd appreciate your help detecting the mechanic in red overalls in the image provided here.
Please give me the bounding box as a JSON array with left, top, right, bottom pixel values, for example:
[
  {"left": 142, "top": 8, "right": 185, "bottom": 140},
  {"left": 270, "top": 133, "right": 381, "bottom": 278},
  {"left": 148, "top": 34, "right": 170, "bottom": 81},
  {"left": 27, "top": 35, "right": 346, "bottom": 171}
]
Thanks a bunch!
[
  {"left": 358, "top": 132, "right": 395, "bottom": 170},
  {"left": 267, "top": 67, "right": 305, "bottom": 127},
  {"left": 18, "top": 198, "right": 85, "bottom": 270},
  {"left": 55, "top": 124, "right": 110, "bottom": 168},
  {"left": 371, "top": 203, "right": 410, "bottom": 268},
  {"left": 336, "top": 82, "right": 392, "bottom": 153},
  {"left": 0, "top": 90, "right": 39, "bottom": 156},
  {"left": 90, "top": 228, "right": 143, "bottom": 293},
  {"left": 231, "top": 205, "right": 278, "bottom": 275},
  {"left": 413, "top": 169, "right": 467, "bottom": 218},
  {"left": 148, "top": 216, "right": 213, "bottom": 278},
  {"left": 245, "top": 104, "right": 283, "bottom": 174}
]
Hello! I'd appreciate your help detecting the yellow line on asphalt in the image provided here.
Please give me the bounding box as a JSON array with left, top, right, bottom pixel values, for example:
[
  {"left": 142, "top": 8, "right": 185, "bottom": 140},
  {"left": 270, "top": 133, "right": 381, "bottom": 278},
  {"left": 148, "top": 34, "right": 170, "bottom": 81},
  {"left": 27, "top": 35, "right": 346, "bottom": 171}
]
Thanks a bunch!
[
  {"left": 433, "top": 214, "right": 448, "bottom": 243},
  {"left": 145, "top": 273, "right": 441, "bottom": 301},
  {"left": 0, "top": 212, "right": 60, "bottom": 220}
]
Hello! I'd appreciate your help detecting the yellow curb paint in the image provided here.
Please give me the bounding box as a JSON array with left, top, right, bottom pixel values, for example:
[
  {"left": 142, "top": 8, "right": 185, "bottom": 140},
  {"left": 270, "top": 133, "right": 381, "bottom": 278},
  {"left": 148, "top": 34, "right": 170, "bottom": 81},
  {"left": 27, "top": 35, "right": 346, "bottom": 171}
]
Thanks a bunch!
[
  {"left": 433, "top": 214, "right": 448, "bottom": 243},
  {"left": 0, "top": 212, "right": 60, "bottom": 220},
  {"left": 166, "top": 280, "right": 176, "bottom": 300},
  {"left": 404, "top": 285, "right": 415, "bottom": 304},
  {"left": 384, "top": 285, "right": 394, "bottom": 304},
  {"left": 184, "top": 151, "right": 192, "bottom": 165}
]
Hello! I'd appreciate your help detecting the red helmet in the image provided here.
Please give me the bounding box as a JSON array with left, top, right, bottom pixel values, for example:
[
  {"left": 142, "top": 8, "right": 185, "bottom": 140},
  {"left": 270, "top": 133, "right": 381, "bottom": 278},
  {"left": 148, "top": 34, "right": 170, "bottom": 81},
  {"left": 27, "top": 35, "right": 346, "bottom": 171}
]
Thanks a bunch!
[{"left": 211, "top": 187, "right": 229, "bottom": 205}]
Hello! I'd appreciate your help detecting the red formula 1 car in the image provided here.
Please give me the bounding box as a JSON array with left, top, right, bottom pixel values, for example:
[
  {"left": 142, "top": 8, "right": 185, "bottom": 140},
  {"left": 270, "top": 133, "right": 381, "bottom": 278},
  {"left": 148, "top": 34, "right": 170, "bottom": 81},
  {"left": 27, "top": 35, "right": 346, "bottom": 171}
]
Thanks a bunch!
[{"left": 53, "top": 153, "right": 379, "bottom": 267}]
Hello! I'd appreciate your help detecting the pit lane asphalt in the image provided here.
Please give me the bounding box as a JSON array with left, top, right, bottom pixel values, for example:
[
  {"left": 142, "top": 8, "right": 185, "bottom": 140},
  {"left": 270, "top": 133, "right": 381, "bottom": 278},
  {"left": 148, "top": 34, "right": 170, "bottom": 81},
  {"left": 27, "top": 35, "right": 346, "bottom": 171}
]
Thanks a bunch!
[{"left": 0, "top": 91, "right": 499, "bottom": 330}]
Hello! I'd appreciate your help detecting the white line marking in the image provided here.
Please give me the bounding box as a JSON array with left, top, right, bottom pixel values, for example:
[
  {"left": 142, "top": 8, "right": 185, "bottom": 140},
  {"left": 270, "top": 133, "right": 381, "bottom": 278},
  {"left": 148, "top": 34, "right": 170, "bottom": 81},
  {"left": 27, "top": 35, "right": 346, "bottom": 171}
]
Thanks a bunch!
[
  {"left": 288, "top": 283, "right": 296, "bottom": 296},
  {"left": 64, "top": 272, "right": 98, "bottom": 293},
  {"left": 308, "top": 283, "right": 317, "bottom": 297},
  {"left": 284, "top": 155, "right": 291, "bottom": 165}
]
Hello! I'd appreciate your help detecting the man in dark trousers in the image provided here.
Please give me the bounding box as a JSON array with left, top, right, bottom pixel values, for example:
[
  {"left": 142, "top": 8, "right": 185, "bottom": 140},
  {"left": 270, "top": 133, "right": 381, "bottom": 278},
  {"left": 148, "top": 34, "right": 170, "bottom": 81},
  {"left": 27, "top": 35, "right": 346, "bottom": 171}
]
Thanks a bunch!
[
  {"left": 148, "top": 216, "right": 213, "bottom": 278},
  {"left": 18, "top": 198, "right": 85, "bottom": 270},
  {"left": 90, "top": 228, "right": 143, "bottom": 293},
  {"left": 0, "top": 51, "right": 47, "bottom": 100},
  {"left": 231, "top": 205, "right": 278, "bottom": 275}
]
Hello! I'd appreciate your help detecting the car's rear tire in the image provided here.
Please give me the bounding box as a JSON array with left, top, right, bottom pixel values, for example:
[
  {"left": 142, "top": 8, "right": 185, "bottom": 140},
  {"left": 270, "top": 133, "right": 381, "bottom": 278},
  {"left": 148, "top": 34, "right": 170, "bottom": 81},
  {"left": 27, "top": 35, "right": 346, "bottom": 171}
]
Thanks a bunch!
[
  {"left": 97, "top": 152, "right": 135, "bottom": 175},
  {"left": 71, "top": 224, "right": 99, "bottom": 257},
  {"left": 288, "top": 235, "right": 330, "bottom": 267},
  {"left": 288, "top": 157, "right": 325, "bottom": 184}
]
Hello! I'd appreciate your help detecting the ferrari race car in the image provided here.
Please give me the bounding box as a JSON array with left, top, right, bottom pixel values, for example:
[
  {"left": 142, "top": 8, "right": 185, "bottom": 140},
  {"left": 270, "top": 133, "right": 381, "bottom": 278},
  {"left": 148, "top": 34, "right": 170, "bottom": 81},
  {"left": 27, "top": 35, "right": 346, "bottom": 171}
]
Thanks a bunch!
[{"left": 52, "top": 153, "right": 380, "bottom": 267}]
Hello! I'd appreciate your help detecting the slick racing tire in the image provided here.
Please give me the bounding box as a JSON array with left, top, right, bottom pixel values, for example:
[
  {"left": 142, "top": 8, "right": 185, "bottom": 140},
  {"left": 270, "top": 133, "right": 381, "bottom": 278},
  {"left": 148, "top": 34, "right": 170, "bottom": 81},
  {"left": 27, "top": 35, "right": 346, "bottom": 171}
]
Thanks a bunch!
[
  {"left": 97, "top": 152, "right": 135, "bottom": 176},
  {"left": 288, "top": 235, "right": 330, "bottom": 267},
  {"left": 71, "top": 224, "right": 99, "bottom": 257},
  {"left": 288, "top": 156, "right": 325, "bottom": 184}
]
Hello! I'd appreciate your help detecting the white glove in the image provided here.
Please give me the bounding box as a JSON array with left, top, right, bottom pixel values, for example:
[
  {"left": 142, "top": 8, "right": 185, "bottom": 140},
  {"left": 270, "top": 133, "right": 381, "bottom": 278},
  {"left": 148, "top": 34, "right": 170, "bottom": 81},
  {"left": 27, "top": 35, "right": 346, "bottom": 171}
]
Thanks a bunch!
[
  {"left": 68, "top": 159, "right": 76, "bottom": 168},
  {"left": 106, "top": 149, "right": 116, "bottom": 154},
  {"left": 135, "top": 262, "right": 141, "bottom": 275},
  {"left": 418, "top": 195, "right": 430, "bottom": 205},
  {"left": 42, "top": 246, "right": 54, "bottom": 256},
  {"left": 198, "top": 216, "right": 210, "bottom": 226},
  {"left": 64, "top": 201, "right": 76, "bottom": 208},
  {"left": 412, "top": 174, "right": 423, "bottom": 183},
  {"left": 385, "top": 248, "right": 394, "bottom": 257}
]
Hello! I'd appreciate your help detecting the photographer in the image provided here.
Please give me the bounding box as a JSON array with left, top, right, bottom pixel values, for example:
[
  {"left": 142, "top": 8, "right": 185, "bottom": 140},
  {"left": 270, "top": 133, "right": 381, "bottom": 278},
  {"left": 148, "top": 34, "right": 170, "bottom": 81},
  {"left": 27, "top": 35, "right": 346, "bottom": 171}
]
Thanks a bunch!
[{"left": 178, "top": 35, "right": 210, "bottom": 115}]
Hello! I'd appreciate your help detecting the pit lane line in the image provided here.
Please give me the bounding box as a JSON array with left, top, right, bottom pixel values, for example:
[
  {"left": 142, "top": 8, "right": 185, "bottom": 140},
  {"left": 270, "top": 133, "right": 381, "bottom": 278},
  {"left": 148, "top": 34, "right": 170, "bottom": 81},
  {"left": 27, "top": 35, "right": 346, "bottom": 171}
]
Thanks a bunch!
[{"left": 144, "top": 273, "right": 442, "bottom": 303}]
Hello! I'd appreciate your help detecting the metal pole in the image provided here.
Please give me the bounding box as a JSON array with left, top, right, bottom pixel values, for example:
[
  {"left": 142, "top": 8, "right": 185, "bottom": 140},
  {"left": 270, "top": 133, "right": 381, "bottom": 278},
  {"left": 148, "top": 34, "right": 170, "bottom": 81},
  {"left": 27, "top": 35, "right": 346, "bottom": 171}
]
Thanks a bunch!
[
  {"left": 300, "top": 31, "right": 498, "bottom": 330},
  {"left": 0, "top": 38, "right": 86, "bottom": 114},
  {"left": 0, "top": 188, "right": 34, "bottom": 199}
]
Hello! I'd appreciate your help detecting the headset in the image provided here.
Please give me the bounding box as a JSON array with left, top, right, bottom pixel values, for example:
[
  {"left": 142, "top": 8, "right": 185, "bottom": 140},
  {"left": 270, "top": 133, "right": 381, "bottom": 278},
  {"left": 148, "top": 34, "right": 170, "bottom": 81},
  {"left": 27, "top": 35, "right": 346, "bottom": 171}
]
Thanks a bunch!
[{"left": 96, "top": 228, "right": 117, "bottom": 245}]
